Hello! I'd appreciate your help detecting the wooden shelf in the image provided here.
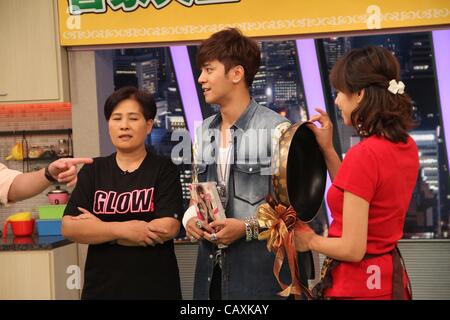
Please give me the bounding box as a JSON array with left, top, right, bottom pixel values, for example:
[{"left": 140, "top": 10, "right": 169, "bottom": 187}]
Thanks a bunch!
[
  {"left": 21, "top": 155, "right": 73, "bottom": 162},
  {"left": 0, "top": 129, "right": 72, "bottom": 137},
  {"left": 1, "top": 129, "right": 73, "bottom": 172}
]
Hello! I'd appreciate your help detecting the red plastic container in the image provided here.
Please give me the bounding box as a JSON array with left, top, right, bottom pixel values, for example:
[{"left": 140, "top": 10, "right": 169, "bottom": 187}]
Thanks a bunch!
[{"left": 2, "top": 220, "right": 35, "bottom": 238}]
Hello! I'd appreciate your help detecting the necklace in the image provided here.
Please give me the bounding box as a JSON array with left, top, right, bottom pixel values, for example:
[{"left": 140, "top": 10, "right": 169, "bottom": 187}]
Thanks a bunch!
[{"left": 217, "top": 145, "right": 232, "bottom": 206}]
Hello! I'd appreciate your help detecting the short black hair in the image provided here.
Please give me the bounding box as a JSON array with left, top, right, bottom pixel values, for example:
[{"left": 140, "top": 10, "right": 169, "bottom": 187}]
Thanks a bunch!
[{"left": 104, "top": 86, "right": 156, "bottom": 121}]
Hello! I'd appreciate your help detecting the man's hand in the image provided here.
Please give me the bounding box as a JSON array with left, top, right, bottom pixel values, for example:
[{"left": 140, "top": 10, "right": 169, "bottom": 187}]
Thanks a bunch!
[
  {"left": 185, "top": 216, "right": 214, "bottom": 241},
  {"left": 47, "top": 158, "right": 93, "bottom": 187},
  {"left": 205, "top": 218, "right": 246, "bottom": 246}
]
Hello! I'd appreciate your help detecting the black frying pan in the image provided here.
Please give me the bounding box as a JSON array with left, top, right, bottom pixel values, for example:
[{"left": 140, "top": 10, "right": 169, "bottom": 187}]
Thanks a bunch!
[{"left": 272, "top": 122, "right": 327, "bottom": 222}]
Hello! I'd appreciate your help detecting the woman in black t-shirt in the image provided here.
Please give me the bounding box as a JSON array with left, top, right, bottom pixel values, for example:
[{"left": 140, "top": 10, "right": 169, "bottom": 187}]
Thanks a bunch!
[{"left": 62, "top": 86, "right": 183, "bottom": 299}]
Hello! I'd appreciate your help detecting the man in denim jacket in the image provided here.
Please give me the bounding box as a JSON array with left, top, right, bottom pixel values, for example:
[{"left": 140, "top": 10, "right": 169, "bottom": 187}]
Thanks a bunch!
[{"left": 183, "top": 28, "right": 314, "bottom": 299}]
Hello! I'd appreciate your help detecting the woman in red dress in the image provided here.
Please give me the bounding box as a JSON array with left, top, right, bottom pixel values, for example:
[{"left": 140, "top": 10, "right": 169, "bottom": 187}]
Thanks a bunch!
[{"left": 295, "top": 46, "right": 419, "bottom": 300}]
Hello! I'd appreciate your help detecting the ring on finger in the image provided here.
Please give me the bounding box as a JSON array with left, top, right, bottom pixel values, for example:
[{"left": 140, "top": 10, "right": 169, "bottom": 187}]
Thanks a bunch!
[
  {"left": 195, "top": 220, "right": 202, "bottom": 229},
  {"left": 210, "top": 233, "right": 217, "bottom": 241},
  {"left": 190, "top": 236, "right": 196, "bottom": 242}
]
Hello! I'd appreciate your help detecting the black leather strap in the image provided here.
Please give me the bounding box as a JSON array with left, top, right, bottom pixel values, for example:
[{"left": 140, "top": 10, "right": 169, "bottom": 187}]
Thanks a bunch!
[{"left": 44, "top": 165, "right": 57, "bottom": 182}]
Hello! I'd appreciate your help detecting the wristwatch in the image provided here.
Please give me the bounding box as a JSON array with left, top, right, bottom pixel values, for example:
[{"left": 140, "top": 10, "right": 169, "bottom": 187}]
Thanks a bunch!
[{"left": 44, "top": 165, "right": 57, "bottom": 182}]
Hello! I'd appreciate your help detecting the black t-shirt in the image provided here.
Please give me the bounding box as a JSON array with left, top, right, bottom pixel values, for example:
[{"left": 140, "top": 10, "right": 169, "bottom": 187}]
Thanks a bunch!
[{"left": 64, "top": 151, "right": 183, "bottom": 299}]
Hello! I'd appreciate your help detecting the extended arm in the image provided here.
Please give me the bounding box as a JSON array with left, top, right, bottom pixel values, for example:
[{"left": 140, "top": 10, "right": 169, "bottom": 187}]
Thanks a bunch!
[
  {"left": 295, "top": 191, "right": 369, "bottom": 262},
  {"left": 8, "top": 158, "right": 93, "bottom": 202},
  {"left": 307, "top": 108, "right": 341, "bottom": 181}
]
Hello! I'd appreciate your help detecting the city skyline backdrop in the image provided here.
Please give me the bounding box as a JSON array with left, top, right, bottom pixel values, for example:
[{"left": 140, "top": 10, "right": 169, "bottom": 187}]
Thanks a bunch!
[{"left": 111, "top": 30, "right": 449, "bottom": 239}]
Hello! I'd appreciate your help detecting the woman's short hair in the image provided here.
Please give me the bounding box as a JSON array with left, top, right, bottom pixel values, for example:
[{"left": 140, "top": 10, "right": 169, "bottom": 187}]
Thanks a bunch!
[
  {"left": 104, "top": 86, "right": 156, "bottom": 121},
  {"left": 196, "top": 28, "right": 261, "bottom": 87},
  {"left": 330, "top": 46, "right": 415, "bottom": 143}
]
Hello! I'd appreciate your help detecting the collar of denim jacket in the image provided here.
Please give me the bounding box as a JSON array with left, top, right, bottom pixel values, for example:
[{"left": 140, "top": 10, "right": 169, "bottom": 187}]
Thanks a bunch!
[{"left": 208, "top": 98, "right": 259, "bottom": 131}]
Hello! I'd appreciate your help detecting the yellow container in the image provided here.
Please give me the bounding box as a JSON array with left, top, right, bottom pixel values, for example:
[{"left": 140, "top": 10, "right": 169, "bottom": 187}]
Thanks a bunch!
[{"left": 7, "top": 212, "right": 32, "bottom": 221}]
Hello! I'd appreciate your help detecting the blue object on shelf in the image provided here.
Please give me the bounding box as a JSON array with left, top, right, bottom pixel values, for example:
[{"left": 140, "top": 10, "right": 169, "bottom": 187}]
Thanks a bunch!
[{"left": 36, "top": 219, "right": 62, "bottom": 236}]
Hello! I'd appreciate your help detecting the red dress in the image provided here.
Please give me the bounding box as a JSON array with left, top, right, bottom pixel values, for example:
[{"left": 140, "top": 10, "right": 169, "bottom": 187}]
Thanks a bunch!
[{"left": 325, "top": 135, "right": 419, "bottom": 299}]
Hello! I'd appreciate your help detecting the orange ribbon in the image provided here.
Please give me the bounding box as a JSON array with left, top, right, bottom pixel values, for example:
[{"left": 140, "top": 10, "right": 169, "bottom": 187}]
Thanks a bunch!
[{"left": 257, "top": 195, "right": 312, "bottom": 300}]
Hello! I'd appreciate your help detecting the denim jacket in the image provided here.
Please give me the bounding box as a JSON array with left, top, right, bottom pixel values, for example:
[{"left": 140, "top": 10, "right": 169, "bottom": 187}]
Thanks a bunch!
[{"left": 192, "top": 99, "right": 314, "bottom": 300}]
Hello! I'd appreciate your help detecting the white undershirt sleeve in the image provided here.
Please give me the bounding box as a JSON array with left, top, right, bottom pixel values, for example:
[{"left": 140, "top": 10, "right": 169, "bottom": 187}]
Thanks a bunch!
[{"left": 182, "top": 205, "right": 198, "bottom": 229}]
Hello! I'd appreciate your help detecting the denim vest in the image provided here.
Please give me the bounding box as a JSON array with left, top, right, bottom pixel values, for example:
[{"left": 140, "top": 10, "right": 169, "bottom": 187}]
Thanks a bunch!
[{"left": 192, "top": 99, "right": 314, "bottom": 300}]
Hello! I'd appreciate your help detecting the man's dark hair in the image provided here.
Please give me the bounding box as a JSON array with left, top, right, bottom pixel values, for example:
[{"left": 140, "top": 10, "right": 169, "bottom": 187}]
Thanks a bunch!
[{"left": 197, "top": 28, "right": 261, "bottom": 87}]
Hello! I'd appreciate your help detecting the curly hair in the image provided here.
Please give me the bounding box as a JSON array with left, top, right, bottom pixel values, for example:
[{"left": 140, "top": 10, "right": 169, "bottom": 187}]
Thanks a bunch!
[{"left": 329, "top": 46, "right": 415, "bottom": 143}]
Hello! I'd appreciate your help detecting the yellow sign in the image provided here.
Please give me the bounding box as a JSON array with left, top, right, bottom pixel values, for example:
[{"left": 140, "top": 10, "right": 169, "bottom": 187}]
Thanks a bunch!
[{"left": 58, "top": 0, "right": 450, "bottom": 46}]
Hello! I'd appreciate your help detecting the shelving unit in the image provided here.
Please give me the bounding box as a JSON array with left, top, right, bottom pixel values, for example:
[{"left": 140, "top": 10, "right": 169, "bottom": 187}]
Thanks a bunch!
[
  {"left": 0, "top": 129, "right": 73, "bottom": 172},
  {"left": 0, "top": 129, "right": 72, "bottom": 137}
]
